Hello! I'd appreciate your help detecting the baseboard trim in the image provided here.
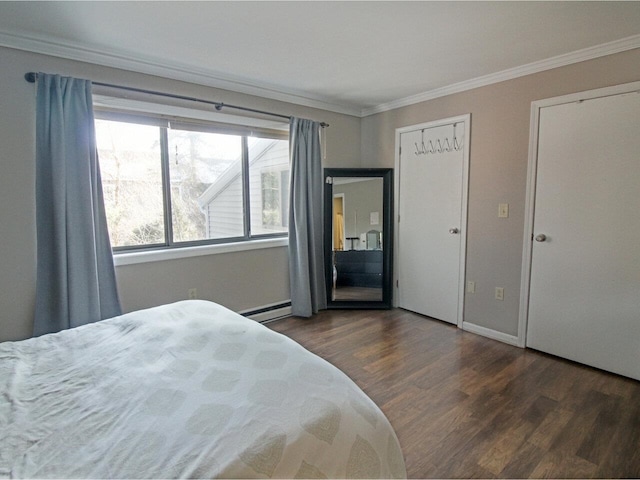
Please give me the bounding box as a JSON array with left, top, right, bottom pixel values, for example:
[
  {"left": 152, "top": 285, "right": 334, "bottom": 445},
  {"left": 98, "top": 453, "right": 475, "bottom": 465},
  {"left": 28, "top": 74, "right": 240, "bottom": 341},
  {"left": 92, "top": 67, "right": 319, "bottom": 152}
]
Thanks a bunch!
[
  {"left": 462, "top": 321, "right": 520, "bottom": 347},
  {"left": 239, "top": 301, "right": 292, "bottom": 323}
]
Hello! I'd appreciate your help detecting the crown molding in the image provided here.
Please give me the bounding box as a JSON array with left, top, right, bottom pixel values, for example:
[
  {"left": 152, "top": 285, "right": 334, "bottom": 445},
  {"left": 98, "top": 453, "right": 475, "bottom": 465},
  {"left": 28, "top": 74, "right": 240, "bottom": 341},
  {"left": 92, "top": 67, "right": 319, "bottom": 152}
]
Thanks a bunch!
[
  {"left": 361, "top": 34, "right": 640, "bottom": 117},
  {"left": 3, "top": 29, "right": 639, "bottom": 119},
  {"left": 0, "top": 31, "right": 362, "bottom": 117}
]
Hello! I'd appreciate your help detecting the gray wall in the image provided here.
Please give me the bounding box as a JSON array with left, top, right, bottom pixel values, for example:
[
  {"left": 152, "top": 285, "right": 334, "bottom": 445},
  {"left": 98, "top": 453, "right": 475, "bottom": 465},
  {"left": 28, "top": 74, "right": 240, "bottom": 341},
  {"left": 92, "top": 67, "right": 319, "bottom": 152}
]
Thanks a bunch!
[
  {"left": 361, "top": 48, "right": 640, "bottom": 337},
  {"left": 334, "top": 179, "right": 384, "bottom": 244},
  {"left": 0, "top": 46, "right": 361, "bottom": 342},
  {"left": 2, "top": 43, "right": 639, "bottom": 343}
]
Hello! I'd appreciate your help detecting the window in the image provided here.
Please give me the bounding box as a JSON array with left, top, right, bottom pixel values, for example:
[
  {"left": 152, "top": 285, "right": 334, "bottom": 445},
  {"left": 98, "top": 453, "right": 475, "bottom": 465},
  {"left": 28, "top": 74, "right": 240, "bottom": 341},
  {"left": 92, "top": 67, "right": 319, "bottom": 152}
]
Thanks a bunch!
[
  {"left": 95, "top": 114, "right": 289, "bottom": 251},
  {"left": 259, "top": 168, "right": 289, "bottom": 230},
  {"left": 248, "top": 137, "right": 290, "bottom": 235}
]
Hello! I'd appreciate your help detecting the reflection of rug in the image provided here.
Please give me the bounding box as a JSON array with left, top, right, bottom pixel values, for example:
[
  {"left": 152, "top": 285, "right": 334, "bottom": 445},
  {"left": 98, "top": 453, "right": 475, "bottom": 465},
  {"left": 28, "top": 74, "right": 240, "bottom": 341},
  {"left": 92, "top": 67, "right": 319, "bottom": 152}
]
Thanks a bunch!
[{"left": 333, "top": 286, "right": 383, "bottom": 302}]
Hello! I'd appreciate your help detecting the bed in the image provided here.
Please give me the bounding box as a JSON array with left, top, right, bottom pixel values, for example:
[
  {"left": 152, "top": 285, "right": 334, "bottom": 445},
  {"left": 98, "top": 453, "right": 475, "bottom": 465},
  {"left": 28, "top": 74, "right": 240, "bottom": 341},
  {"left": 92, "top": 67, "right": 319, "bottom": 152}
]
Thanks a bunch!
[{"left": 0, "top": 300, "right": 405, "bottom": 478}]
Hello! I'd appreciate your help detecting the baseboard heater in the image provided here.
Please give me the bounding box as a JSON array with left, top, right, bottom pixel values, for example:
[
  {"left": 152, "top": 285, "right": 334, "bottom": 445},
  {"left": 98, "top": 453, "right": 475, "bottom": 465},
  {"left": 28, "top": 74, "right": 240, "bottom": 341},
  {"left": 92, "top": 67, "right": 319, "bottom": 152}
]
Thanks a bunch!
[{"left": 240, "top": 301, "right": 292, "bottom": 323}]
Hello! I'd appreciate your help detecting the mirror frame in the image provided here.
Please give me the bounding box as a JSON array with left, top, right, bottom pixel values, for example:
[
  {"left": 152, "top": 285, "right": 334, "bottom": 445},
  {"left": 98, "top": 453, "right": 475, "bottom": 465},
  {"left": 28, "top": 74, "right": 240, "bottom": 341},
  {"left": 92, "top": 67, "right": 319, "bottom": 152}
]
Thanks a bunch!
[{"left": 324, "top": 168, "right": 393, "bottom": 309}]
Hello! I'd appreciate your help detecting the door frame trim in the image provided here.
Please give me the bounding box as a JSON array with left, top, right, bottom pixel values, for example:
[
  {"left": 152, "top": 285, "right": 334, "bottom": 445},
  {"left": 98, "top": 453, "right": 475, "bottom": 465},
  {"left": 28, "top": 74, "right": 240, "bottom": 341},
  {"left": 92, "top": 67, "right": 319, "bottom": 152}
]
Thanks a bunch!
[
  {"left": 518, "top": 80, "right": 640, "bottom": 348},
  {"left": 332, "top": 193, "right": 346, "bottom": 251},
  {"left": 394, "top": 114, "right": 471, "bottom": 328}
]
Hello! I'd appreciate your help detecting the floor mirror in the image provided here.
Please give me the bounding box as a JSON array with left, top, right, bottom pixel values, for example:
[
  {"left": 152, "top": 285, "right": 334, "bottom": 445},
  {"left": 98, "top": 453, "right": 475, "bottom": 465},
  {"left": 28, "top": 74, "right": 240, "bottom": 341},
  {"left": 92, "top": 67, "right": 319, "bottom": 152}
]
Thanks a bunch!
[{"left": 324, "top": 168, "right": 393, "bottom": 309}]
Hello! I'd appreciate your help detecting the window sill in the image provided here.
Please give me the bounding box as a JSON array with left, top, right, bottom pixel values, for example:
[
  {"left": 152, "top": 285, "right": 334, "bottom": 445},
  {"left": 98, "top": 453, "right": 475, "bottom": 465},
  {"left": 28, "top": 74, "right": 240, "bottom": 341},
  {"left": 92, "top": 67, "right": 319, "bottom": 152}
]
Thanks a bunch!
[{"left": 113, "top": 237, "right": 288, "bottom": 267}]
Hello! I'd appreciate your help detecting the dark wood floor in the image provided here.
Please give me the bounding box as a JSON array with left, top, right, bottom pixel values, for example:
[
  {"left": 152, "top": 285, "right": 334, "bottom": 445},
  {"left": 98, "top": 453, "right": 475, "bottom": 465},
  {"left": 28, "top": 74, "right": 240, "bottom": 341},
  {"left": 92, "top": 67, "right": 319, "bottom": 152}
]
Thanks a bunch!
[{"left": 268, "top": 308, "right": 640, "bottom": 479}]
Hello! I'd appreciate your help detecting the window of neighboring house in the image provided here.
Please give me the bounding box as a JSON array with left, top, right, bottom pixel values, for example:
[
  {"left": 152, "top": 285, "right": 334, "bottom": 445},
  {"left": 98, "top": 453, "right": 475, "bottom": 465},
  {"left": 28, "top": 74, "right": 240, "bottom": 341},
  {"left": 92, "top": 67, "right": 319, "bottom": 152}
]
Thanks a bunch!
[
  {"left": 259, "top": 168, "right": 289, "bottom": 231},
  {"left": 95, "top": 113, "right": 289, "bottom": 251},
  {"left": 248, "top": 137, "right": 290, "bottom": 236}
]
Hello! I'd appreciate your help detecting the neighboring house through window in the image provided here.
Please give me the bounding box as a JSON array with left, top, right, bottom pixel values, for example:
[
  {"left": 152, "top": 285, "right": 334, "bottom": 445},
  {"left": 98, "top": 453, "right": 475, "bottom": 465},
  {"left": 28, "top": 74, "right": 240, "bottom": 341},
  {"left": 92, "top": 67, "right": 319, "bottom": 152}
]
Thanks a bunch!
[
  {"left": 197, "top": 137, "right": 290, "bottom": 239},
  {"left": 260, "top": 166, "right": 290, "bottom": 231},
  {"left": 94, "top": 110, "right": 289, "bottom": 251}
]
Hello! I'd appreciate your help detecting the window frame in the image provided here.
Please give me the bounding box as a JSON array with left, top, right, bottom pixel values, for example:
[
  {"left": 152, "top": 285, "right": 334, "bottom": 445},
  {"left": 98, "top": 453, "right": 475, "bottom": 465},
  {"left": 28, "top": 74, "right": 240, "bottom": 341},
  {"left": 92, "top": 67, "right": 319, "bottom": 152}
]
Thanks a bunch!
[{"left": 94, "top": 109, "right": 290, "bottom": 254}]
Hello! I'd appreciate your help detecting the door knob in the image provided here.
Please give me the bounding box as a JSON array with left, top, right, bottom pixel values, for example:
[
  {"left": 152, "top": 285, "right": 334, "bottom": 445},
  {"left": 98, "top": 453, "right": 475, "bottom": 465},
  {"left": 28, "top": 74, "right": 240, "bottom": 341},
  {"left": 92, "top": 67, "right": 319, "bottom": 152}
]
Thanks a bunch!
[
  {"left": 535, "top": 234, "right": 547, "bottom": 242},
  {"left": 449, "top": 228, "right": 459, "bottom": 234}
]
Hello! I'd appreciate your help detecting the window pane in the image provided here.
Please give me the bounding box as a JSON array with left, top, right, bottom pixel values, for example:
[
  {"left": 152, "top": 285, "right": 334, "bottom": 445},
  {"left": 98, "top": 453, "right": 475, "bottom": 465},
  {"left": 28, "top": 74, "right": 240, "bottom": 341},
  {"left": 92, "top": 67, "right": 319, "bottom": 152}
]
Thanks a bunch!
[
  {"left": 168, "top": 129, "right": 243, "bottom": 242},
  {"left": 248, "top": 137, "right": 290, "bottom": 236},
  {"left": 96, "top": 119, "right": 165, "bottom": 248}
]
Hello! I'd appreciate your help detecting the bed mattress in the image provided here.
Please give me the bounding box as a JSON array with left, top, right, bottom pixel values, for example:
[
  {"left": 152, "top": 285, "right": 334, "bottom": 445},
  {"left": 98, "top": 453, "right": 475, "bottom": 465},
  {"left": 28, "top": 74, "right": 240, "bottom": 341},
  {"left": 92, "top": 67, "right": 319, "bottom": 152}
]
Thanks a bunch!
[{"left": 0, "top": 300, "right": 405, "bottom": 478}]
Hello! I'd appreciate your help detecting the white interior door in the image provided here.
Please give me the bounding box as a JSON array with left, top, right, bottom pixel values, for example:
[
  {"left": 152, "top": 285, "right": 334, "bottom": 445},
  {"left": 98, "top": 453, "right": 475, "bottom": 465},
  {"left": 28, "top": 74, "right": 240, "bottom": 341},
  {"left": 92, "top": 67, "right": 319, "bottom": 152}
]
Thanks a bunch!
[
  {"left": 397, "top": 117, "right": 469, "bottom": 325},
  {"left": 526, "top": 87, "right": 640, "bottom": 380}
]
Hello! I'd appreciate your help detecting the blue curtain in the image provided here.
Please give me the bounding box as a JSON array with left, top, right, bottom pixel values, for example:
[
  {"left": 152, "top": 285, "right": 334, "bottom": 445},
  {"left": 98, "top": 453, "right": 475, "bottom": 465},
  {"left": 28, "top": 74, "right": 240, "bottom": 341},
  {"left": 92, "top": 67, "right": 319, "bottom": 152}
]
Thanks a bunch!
[
  {"left": 34, "top": 73, "right": 121, "bottom": 336},
  {"left": 288, "top": 117, "right": 326, "bottom": 317}
]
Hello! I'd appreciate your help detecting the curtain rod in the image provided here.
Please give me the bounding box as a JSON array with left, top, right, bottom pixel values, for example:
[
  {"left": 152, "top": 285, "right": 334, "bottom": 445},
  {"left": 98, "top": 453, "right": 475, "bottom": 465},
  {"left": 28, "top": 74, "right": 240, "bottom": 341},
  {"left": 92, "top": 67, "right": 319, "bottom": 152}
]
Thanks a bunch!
[{"left": 24, "top": 72, "right": 329, "bottom": 127}]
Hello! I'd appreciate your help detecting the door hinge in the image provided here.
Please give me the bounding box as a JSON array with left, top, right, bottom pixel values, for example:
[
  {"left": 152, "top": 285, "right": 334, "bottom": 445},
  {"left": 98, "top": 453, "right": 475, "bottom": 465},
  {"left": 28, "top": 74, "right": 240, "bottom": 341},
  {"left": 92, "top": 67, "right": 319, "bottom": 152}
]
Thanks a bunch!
[{"left": 396, "top": 280, "right": 399, "bottom": 288}]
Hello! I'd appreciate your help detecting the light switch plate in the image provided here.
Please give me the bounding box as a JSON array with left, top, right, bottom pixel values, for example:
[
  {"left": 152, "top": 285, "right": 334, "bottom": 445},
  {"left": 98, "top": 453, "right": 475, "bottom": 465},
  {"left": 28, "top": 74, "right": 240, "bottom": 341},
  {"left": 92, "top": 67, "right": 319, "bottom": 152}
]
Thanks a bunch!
[
  {"left": 498, "top": 203, "right": 509, "bottom": 218},
  {"left": 466, "top": 281, "right": 475, "bottom": 293}
]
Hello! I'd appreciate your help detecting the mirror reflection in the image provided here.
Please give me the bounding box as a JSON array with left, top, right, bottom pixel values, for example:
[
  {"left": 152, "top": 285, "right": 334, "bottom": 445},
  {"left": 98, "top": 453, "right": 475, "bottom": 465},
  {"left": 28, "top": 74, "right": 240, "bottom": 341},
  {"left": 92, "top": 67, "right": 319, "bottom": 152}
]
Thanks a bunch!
[{"left": 331, "top": 177, "right": 384, "bottom": 302}]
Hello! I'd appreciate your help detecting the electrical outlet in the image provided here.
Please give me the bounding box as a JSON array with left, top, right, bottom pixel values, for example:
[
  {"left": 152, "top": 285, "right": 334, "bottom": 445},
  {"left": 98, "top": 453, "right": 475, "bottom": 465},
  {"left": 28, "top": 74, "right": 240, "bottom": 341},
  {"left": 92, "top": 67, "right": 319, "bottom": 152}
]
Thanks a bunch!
[
  {"left": 466, "top": 281, "right": 476, "bottom": 293},
  {"left": 188, "top": 288, "right": 198, "bottom": 300},
  {"left": 495, "top": 287, "right": 504, "bottom": 301}
]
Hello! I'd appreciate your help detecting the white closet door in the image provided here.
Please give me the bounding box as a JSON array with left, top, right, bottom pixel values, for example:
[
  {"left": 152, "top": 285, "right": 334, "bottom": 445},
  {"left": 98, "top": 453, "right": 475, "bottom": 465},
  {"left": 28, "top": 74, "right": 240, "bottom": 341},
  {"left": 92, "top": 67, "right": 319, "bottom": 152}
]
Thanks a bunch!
[
  {"left": 527, "top": 90, "right": 640, "bottom": 380},
  {"left": 397, "top": 119, "right": 468, "bottom": 325}
]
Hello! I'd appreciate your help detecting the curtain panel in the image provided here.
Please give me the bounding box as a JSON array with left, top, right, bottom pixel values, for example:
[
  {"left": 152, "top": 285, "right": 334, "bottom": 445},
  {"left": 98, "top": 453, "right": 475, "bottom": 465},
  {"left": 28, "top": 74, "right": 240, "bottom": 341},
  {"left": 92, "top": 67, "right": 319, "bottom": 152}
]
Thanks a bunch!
[
  {"left": 34, "top": 73, "right": 121, "bottom": 336},
  {"left": 288, "top": 117, "right": 327, "bottom": 317}
]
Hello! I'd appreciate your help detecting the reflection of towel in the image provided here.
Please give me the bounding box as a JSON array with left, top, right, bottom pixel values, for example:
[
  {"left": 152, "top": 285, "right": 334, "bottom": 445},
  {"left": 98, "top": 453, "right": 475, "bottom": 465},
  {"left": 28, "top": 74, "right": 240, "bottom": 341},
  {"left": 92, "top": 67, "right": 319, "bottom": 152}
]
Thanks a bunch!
[{"left": 334, "top": 213, "right": 344, "bottom": 250}]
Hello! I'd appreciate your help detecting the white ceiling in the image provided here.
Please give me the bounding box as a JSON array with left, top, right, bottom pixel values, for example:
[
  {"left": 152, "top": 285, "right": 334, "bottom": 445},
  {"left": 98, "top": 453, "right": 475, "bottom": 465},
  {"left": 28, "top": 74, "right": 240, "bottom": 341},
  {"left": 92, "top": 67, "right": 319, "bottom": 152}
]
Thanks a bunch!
[{"left": 1, "top": 1, "right": 640, "bottom": 116}]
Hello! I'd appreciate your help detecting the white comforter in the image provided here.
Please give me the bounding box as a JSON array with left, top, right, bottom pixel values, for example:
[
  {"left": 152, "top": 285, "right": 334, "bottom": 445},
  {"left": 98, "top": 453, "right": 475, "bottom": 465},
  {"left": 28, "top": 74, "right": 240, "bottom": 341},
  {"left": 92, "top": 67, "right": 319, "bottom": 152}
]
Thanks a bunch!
[{"left": 0, "top": 300, "right": 405, "bottom": 478}]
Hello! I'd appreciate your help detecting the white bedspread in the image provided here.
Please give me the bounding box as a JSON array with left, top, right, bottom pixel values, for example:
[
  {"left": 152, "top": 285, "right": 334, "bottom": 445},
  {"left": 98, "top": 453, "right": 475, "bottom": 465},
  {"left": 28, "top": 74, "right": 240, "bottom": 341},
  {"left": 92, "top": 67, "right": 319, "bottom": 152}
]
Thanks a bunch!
[{"left": 0, "top": 300, "right": 405, "bottom": 478}]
